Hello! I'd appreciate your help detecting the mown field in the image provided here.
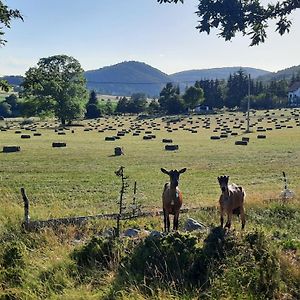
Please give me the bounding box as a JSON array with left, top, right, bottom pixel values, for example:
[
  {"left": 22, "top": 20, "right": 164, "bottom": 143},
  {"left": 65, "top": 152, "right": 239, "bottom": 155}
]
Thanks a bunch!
[{"left": 0, "top": 109, "right": 300, "bottom": 299}]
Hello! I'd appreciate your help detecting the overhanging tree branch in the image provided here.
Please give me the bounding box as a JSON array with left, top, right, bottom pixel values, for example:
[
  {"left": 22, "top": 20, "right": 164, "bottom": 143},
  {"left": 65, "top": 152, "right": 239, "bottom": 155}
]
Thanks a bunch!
[
  {"left": 0, "top": 0, "right": 23, "bottom": 46},
  {"left": 157, "top": 0, "right": 300, "bottom": 46}
]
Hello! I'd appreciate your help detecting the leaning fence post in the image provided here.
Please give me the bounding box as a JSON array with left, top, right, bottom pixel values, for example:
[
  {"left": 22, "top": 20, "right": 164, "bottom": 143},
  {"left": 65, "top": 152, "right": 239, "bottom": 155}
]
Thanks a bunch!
[{"left": 21, "top": 187, "right": 30, "bottom": 228}]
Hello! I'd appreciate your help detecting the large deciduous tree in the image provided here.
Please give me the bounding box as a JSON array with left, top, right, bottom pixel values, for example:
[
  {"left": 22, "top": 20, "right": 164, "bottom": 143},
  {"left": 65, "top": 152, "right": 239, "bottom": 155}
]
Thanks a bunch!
[
  {"left": 0, "top": 0, "right": 23, "bottom": 46},
  {"left": 22, "top": 55, "right": 88, "bottom": 124},
  {"left": 182, "top": 85, "right": 204, "bottom": 110},
  {"left": 157, "top": 0, "right": 300, "bottom": 46}
]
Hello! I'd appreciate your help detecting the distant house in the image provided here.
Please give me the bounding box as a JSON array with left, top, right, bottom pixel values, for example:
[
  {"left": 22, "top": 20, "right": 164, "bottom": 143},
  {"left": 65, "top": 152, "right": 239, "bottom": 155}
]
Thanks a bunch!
[
  {"left": 194, "top": 105, "right": 210, "bottom": 113},
  {"left": 288, "top": 82, "right": 300, "bottom": 107}
]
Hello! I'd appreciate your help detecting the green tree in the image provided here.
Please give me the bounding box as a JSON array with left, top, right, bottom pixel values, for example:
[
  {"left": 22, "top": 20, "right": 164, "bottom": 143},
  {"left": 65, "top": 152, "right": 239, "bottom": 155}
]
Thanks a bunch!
[
  {"left": 225, "top": 69, "right": 249, "bottom": 108},
  {"left": 0, "top": 1, "right": 23, "bottom": 46},
  {"left": 5, "top": 93, "right": 19, "bottom": 116},
  {"left": 116, "top": 96, "right": 129, "bottom": 114},
  {"left": 0, "top": 101, "right": 11, "bottom": 117},
  {"left": 86, "top": 104, "right": 101, "bottom": 119},
  {"left": 105, "top": 99, "right": 114, "bottom": 115},
  {"left": 158, "top": 0, "right": 300, "bottom": 46},
  {"left": 21, "top": 55, "right": 88, "bottom": 124},
  {"left": 147, "top": 99, "right": 160, "bottom": 114},
  {"left": 182, "top": 85, "right": 204, "bottom": 110},
  {"left": 85, "top": 90, "right": 101, "bottom": 119},
  {"left": 128, "top": 93, "right": 147, "bottom": 113},
  {"left": 88, "top": 90, "right": 98, "bottom": 105},
  {"left": 0, "top": 79, "right": 10, "bottom": 91},
  {"left": 159, "top": 82, "right": 184, "bottom": 114}
]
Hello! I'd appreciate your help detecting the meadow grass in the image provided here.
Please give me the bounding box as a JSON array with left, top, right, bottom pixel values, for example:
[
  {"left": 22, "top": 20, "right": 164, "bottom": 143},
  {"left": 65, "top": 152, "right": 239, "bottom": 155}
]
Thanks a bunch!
[{"left": 0, "top": 109, "right": 299, "bottom": 299}]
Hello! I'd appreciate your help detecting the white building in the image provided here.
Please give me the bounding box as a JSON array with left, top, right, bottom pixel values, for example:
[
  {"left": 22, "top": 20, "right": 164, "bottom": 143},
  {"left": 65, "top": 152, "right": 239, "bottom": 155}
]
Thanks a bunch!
[{"left": 288, "top": 82, "right": 300, "bottom": 107}]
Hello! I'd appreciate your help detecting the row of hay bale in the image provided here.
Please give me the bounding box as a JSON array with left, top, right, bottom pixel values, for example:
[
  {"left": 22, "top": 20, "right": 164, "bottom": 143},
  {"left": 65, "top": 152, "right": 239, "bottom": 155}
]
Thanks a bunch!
[{"left": 2, "top": 142, "right": 67, "bottom": 152}]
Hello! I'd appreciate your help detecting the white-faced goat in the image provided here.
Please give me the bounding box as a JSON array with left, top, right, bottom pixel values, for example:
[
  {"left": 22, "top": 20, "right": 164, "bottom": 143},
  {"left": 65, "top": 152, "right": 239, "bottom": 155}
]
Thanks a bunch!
[
  {"left": 218, "top": 175, "right": 246, "bottom": 229},
  {"left": 161, "top": 168, "right": 186, "bottom": 232}
]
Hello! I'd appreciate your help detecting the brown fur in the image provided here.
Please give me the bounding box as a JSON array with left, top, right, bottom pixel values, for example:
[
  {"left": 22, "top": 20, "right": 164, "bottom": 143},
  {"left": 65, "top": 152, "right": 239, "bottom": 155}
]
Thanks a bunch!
[
  {"left": 218, "top": 176, "right": 246, "bottom": 229},
  {"left": 161, "top": 168, "right": 186, "bottom": 232}
]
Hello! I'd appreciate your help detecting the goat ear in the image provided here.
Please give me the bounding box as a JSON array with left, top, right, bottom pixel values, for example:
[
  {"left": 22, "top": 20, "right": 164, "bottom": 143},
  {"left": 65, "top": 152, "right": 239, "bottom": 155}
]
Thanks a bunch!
[
  {"left": 161, "top": 168, "right": 169, "bottom": 175},
  {"left": 179, "top": 168, "right": 187, "bottom": 174},
  {"left": 217, "top": 176, "right": 221, "bottom": 182}
]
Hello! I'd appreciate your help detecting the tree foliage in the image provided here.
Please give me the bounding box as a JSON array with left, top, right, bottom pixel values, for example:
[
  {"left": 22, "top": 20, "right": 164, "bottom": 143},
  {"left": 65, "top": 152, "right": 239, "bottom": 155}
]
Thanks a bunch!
[
  {"left": 115, "top": 93, "right": 147, "bottom": 114},
  {"left": 159, "top": 82, "right": 184, "bottom": 114},
  {"left": 183, "top": 85, "right": 204, "bottom": 110},
  {"left": 85, "top": 90, "right": 101, "bottom": 119},
  {"left": 0, "top": 0, "right": 23, "bottom": 46},
  {"left": 158, "top": 0, "right": 300, "bottom": 46},
  {"left": 21, "top": 55, "right": 88, "bottom": 124},
  {"left": 0, "top": 79, "right": 10, "bottom": 92}
]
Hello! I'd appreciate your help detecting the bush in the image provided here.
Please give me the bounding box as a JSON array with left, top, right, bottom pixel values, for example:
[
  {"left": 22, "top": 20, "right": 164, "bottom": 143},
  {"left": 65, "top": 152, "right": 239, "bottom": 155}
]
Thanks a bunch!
[
  {"left": 72, "top": 237, "right": 123, "bottom": 270},
  {"left": 0, "top": 242, "right": 27, "bottom": 288},
  {"left": 121, "top": 232, "right": 200, "bottom": 287}
]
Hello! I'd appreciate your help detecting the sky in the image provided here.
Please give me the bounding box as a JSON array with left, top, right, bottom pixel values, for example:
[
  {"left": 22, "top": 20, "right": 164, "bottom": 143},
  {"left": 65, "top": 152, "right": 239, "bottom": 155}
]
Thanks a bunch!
[{"left": 1, "top": 0, "right": 300, "bottom": 76}]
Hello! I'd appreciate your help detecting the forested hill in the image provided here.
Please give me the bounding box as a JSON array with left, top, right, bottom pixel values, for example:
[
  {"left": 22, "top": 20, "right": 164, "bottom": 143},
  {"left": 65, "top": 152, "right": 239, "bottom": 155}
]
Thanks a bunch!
[
  {"left": 85, "top": 61, "right": 172, "bottom": 97},
  {"left": 170, "top": 67, "right": 270, "bottom": 83},
  {"left": 84, "top": 62, "right": 271, "bottom": 97},
  {"left": 257, "top": 65, "right": 300, "bottom": 82}
]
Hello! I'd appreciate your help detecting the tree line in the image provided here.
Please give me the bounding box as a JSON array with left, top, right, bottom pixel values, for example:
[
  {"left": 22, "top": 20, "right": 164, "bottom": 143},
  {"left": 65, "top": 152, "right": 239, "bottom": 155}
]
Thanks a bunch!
[{"left": 1, "top": 55, "right": 300, "bottom": 122}]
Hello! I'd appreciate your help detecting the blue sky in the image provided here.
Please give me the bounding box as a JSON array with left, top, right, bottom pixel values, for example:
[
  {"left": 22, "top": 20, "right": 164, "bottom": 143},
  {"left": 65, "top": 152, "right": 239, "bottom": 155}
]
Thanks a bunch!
[{"left": 1, "top": 0, "right": 300, "bottom": 76}]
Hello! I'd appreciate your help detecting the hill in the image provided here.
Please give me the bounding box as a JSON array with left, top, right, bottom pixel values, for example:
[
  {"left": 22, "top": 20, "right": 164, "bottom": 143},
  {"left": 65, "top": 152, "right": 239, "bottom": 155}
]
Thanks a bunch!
[
  {"left": 170, "top": 67, "right": 271, "bottom": 83},
  {"left": 257, "top": 65, "right": 300, "bottom": 82},
  {"left": 85, "top": 61, "right": 172, "bottom": 97},
  {"left": 0, "top": 75, "right": 24, "bottom": 86}
]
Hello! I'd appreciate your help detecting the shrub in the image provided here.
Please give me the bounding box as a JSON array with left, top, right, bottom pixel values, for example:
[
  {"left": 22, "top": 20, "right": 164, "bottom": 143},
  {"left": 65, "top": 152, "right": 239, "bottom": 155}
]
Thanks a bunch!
[
  {"left": 0, "top": 242, "right": 27, "bottom": 288},
  {"left": 121, "top": 232, "right": 202, "bottom": 287},
  {"left": 72, "top": 237, "right": 122, "bottom": 271}
]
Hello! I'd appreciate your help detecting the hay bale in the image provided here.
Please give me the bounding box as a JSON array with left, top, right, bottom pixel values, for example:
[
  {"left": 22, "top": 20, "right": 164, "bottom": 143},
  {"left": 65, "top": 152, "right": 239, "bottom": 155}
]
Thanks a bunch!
[
  {"left": 210, "top": 136, "right": 220, "bottom": 140},
  {"left": 235, "top": 141, "right": 248, "bottom": 146},
  {"left": 242, "top": 137, "right": 250, "bottom": 142},
  {"left": 143, "top": 135, "right": 153, "bottom": 140},
  {"left": 58, "top": 132, "right": 66, "bottom": 135},
  {"left": 162, "top": 138, "right": 173, "bottom": 143},
  {"left": 15, "top": 130, "right": 22, "bottom": 134},
  {"left": 257, "top": 135, "right": 266, "bottom": 139},
  {"left": 165, "top": 144, "right": 179, "bottom": 151},
  {"left": 33, "top": 133, "right": 42, "bottom": 136},
  {"left": 3, "top": 146, "right": 21, "bottom": 153},
  {"left": 105, "top": 136, "right": 116, "bottom": 141},
  {"left": 114, "top": 147, "right": 124, "bottom": 156},
  {"left": 52, "top": 142, "right": 66, "bottom": 147},
  {"left": 21, "top": 134, "right": 31, "bottom": 139}
]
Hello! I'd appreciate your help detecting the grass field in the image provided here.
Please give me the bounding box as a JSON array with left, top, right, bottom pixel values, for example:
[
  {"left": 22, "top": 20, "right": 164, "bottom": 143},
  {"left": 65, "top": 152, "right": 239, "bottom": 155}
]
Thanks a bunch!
[{"left": 0, "top": 108, "right": 300, "bottom": 299}]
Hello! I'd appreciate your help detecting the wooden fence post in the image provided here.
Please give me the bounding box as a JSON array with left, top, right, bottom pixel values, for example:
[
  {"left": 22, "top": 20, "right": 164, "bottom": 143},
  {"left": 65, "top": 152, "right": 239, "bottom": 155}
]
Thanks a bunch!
[{"left": 21, "top": 187, "right": 30, "bottom": 228}]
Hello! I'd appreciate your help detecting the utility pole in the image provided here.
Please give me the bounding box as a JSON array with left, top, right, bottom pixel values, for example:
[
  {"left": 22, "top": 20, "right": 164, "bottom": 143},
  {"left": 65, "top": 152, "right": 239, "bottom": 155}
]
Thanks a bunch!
[{"left": 246, "top": 74, "right": 251, "bottom": 133}]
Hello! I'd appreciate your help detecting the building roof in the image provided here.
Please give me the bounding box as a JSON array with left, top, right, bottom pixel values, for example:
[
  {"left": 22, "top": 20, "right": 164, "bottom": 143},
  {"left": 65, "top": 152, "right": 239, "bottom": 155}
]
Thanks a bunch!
[{"left": 288, "top": 81, "right": 300, "bottom": 92}]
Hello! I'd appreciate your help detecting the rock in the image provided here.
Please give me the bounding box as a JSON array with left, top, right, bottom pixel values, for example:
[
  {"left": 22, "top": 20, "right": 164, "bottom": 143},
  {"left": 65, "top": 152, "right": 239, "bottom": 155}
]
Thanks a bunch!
[
  {"left": 123, "top": 228, "right": 140, "bottom": 238},
  {"left": 184, "top": 218, "right": 206, "bottom": 232},
  {"left": 102, "top": 228, "right": 115, "bottom": 238}
]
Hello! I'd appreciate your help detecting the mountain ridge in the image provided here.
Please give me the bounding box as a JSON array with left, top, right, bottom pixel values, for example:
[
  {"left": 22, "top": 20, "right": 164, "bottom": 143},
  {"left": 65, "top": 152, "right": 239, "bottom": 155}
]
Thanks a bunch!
[{"left": 2, "top": 61, "right": 300, "bottom": 97}]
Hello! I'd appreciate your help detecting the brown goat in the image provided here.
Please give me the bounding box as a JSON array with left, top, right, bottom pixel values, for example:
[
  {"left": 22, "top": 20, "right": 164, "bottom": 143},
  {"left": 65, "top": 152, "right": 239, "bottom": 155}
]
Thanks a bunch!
[
  {"left": 218, "top": 175, "right": 246, "bottom": 229},
  {"left": 161, "top": 168, "right": 186, "bottom": 232}
]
